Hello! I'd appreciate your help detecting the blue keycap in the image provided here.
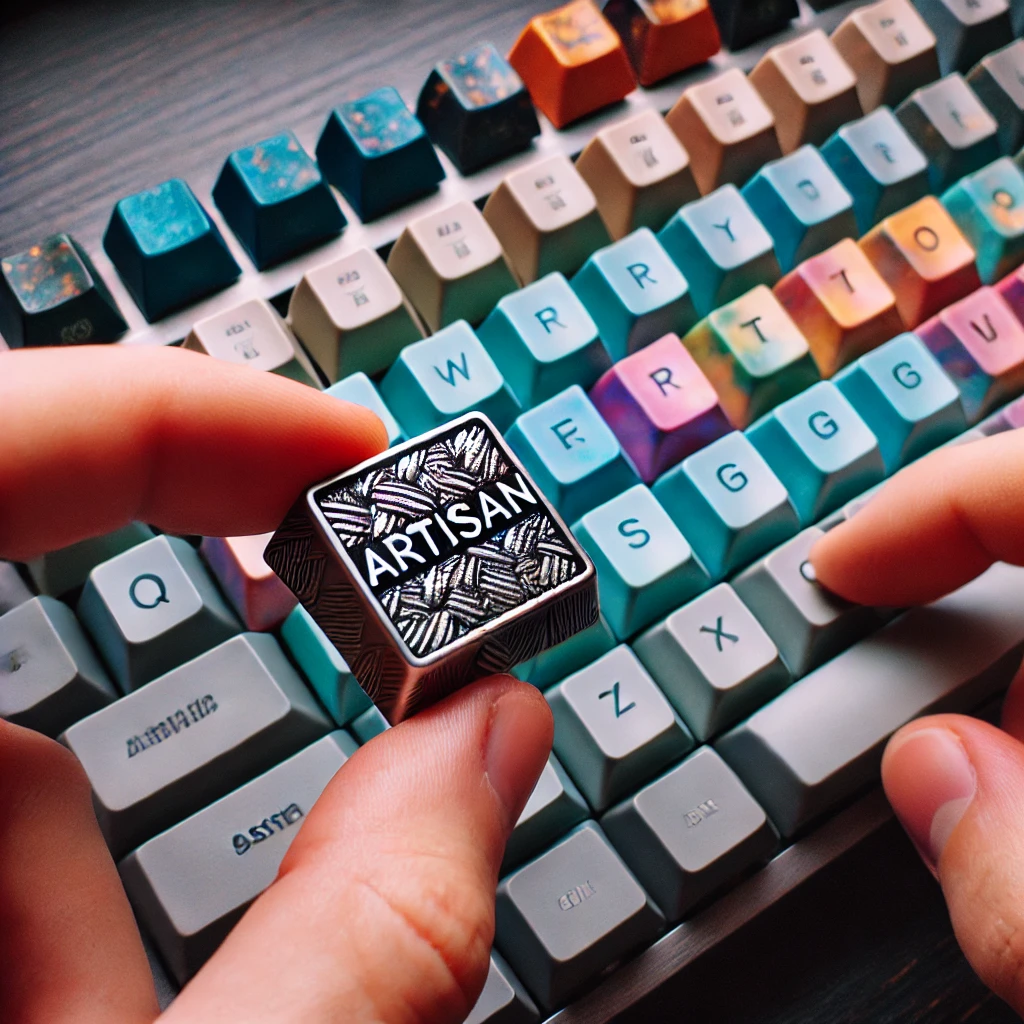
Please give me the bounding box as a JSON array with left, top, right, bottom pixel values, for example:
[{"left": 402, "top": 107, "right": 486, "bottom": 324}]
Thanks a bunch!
[
  {"left": 324, "top": 372, "right": 405, "bottom": 446},
  {"left": 316, "top": 86, "right": 445, "bottom": 221},
  {"left": 653, "top": 431, "right": 799, "bottom": 580},
  {"left": 821, "top": 108, "right": 930, "bottom": 234},
  {"left": 658, "top": 185, "right": 782, "bottom": 317},
  {"left": 505, "top": 385, "right": 640, "bottom": 522},
  {"left": 380, "top": 321, "right": 520, "bottom": 435},
  {"left": 477, "top": 272, "right": 610, "bottom": 408},
  {"left": 572, "top": 485, "right": 709, "bottom": 640},
  {"left": 742, "top": 146, "right": 857, "bottom": 273},
  {"left": 103, "top": 179, "right": 240, "bottom": 322},
  {"left": 571, "top": 228, "right": 698, "bottom": 361},
  {"left": 514, "top": 612, "right": 617, "bottom": 689},
  {"left": 747, "top": 381, "right": 886, "bottom": 525},
  {"left": 834, "top": 332, "right": 966, "bottom": 473}
]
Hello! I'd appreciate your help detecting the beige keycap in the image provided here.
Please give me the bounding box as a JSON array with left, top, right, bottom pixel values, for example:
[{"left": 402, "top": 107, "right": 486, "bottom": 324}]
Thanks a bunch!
[
  {"left": 387, "top": 199, "right": 517, "bottom": 332},
  {"left": 288, "top": 247, "right": 422, "bottom": 382},
  {"left": 482, "top": 153, "right": 609, "bottom": 284},
  {"left": 749, "top": 30, "right": 863, "bottom": 154},
  {"left": 576, "top": 109, "right": 699, "bottom": 240},
  {"left": 832, "top": 0, "right": 940, "bottom": 112},
  {"left": 184, "top": 299, "right": 319, "bottom": 387},
  {"left": 665, "top": 67, "right": 781, "bottom": 196}
]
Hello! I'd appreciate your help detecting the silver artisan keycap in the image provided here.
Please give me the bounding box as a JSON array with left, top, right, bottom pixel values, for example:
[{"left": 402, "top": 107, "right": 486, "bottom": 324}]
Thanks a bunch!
[
  {"left": 496, "top": 821, "right": 663, "bottom": 1011},
  {"left": 120, "top": 730, "right": 355, "bottom": 984},
  {"left": 0, "top": 562, "right": 33, "bottom": 614},
  {"left": 63, "top": 632, "right": 329, "bottom": 857},
  {"left": 718, "top": 563, "right": 1024, "bottom": 838},
  {"left": 465, "top": 954, "right": 539, "bottom": 1024},
  {"left": 600, "top": 747, "right": 777, "bottom": 922}
]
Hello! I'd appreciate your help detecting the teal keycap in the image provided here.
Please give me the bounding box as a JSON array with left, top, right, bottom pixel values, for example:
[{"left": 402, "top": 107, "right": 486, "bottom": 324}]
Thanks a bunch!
[
  {"left": 658, "top": 185, "right": 782, "bottom": 317},
  {"left": 741, "top": 146, "right": 857, "bottom": 273},
  {"left": 821, "top": 107, "right": 930, "bottom": 234},
  {"left": 380, "top": 321, "right": 520, "bottom": 435},
  {"left": 477, "top": 272, "right": 610, "bottom": 407},
  {"left": 571, "top": 228, "right": 698, "bottom": 361},
  {"left": 27, "top": 522, "right": 155, "bottom": 596},
  {"left": 325, "top": 372, "right": 405, "bottom": 446},
  {"left": 653, "top": 431, "right": 799, "bottom": 580},
  {"left": 103, "top": 179, "right": 241, "bottom": 322},
  {"left": 834, "top": 332, "right": 966, "bottom": 472},
  {"left": 572, "top": 485, "right": 709, "bottom": 641},
  {"left": 505, "top": 385, "right": 640, "bottom": 522},
  {"left": 513, "top": 612, "right": 617, "bottom": 689},
  {"left": 351, "top": 704, "right": 390, "bottom": 744},
  {"left": 747, "top": 381, "right": 886, "bottom": 525}
]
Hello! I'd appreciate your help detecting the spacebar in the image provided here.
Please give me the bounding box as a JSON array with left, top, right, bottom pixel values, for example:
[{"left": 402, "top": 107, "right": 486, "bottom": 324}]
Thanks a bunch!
[{"left": 716, "top": 564, "right": 1024, "bottom": 839}]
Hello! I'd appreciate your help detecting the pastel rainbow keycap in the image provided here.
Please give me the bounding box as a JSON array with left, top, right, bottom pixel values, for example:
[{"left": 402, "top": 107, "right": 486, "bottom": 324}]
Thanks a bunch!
[{"left": 199, "top": 534, "right": 296, "bottom": 633}]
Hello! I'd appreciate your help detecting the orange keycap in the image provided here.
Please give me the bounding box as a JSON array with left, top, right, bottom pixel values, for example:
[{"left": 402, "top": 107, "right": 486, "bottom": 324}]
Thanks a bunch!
[
  {"left": 509, "top": 0, "right": 637, "bottom": 129},
  {"left": 774, "top": 238, "right": 904, "bottom": 377},
  {"left": 858, "top": 196, "right": 980, "bottom": 328}
]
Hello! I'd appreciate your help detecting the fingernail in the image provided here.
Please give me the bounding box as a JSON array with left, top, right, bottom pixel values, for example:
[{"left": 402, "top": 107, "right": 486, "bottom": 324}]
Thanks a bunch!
[{"left": 485, "top": 689, "right": 546, "bottom": 828}]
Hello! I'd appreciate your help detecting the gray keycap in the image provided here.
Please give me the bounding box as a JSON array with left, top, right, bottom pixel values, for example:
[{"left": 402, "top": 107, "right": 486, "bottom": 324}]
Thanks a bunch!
[
  {"left": 77, "top": 534, "right": 239, "bottom": 691},
  {"left": 28, "top": 522, "right": 155, "bottom": 596},
  {"left": 465, "top": 953, "right": 539, "bottom": 1024},
  {"left": 120, "top": 730, "right": 355, "bottom": 984},
  {"left": 496, "top": 821, "right": 663, "bottom": 1010},
  {"left": 718, "top": 563, "right": 1024, "bottom": 838},
  {"left": 0, "top": 596, "right": 115, "bottom": 736},
  {"left": 633, "top": 584, "right": 790, "bottom": 741},
  {"left": 0, "top": 562, "right": 33, "bottom": 614},
  {"left": 547, "top": 645, "right": 693, "bottom": 812},
  {"left": 63, "top": 632, "right": 329, "bottom": 857},
  {"left": 968, "top": 40, "right": 1024, "bottom": 154},
  {"left": 601, "top": 747, "right": 777, "bottom": 922},
  {"left": 916, "top": 0, "right": 1013, "bottom": 75}
]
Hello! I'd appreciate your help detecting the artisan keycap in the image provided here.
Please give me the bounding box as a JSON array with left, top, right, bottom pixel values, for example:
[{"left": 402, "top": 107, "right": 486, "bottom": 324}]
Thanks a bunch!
[
  {"left": 915, "top": 0, "right": 1013, "bottom": 76},
  {"left": 859, "top": 195, "right": 981, "bottom": 327},
  {"left": 514, "top": 613, "right": 617, "bottom": 688},
  {"left": 388, "top": 199, "right": 517, "bottom": 331},
  {"left": 0, "top": 563, "right": 32, "bottom": 615},
  {"left": 967, "top": 41, "right": 1024, "bottom": 155},
  {"left": 742, "top": 146, "right": 857, "bottom": 273},
  {"left": 576, "top": 109, "right": 699, "bottom": 241},
  {"left": 184, "top": 298, "right": 319, "bottom": 387},
  {"left": 103, "top": 179, "right": 240, "bottom": 322},
  {"left": 200, "top": 534, "right": 296, "bottom": 633},
  {"left": 466, "top": 955, "right": 540, "bottom": 1024},
  {"left": 478, "top": 273, "right": 610, "bottom": 408},
  {"left": 508, "top": 0, "right": 637, "bottom": 129},
  {"left": 706, "top": 0, "right": 797, "bottom": 50},
  {"left": 0, "top": 596, "right": 115, "bottom": 737},
  {"left": 0, "top": 234, "right": 126, "bottom": 347},
  {"left": 121, "top": 731, "right": 355, "bottom": 983},
  {"left": 289, "top": 247, "right": 423, "bottom": 381},
  {"left": 658, "top": 186, "right": 782, "bottom": 318},
  {"left": 324, "top": 372, "right": 405, "bottom": 446},
  {"left": 77, "top": 535, "right": 240, "bottom": 692},
  {"left": 589, "top": 332, "right": 730, "bottom": 482},
  {"left": 665, "top": 69, "right": 781, "bottom": 195},
  {"left": 506, "top": 386, "right": 641, "bottom": 522},
  {"left": 380, "top": 322, "right": 519, "bottom": 434},
  {"left": 417, "top": 43, "right": 540, "bottom": 174},
  {"left": 27, "top": 522, "right": 154, "bottom": 597},
  {"left": 634, "top": 584, "right": 790, "bottom": 740},
  {"left": 601, "top": 747, "right": 777, "bottom": 920},
  {"left": 572, "top": 228, "right": 698, "bottom": 360},
  {"left": 316, "top": 86, "right": 444, "bottom": 220}
]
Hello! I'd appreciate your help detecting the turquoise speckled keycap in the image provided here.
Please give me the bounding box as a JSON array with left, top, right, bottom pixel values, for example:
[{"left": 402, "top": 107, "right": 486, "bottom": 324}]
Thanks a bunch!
[
  {"left": 477, "top": 272, "right": 610, "bottom": 407},
  {"left": 742, "top": 146, "right": 857, "bottom": 273},
  {"left": 573, "top": 484, "right": 709, "bottom": 641},
  {"left": 103, "top": 179, "right": 240, "bottom": 322},
  {"left": 213, "top": 131, "right": 345, "bottom": 270},
  {"left": 834, "top": 332, "right": 966, "bottom": 472},
  {"left": 316, "top": 86, "right": 445, "bottom": 221},
  {"left": 514, "top": 612, "right": 617, "bottom": 689},
  {"left": 380, "top": 321, "right": 520, "bottom": 435},
  {"left": 653, "top": 431, "right": 800, "bottom": 580},
  {"left": 325, "top": 372, "right": 405, "bottom": 446},
  {"left": 505, "top": 385, "right": 640, "bottom": 523},
  {"left": 658, "top": 185, "right": 782, "bottom": 317},
  {"left": 571, "top": 228, "right": 698, "bottom": 361},
  {"left": 747, "top": 380, "right": 886, "bottom": 524}
]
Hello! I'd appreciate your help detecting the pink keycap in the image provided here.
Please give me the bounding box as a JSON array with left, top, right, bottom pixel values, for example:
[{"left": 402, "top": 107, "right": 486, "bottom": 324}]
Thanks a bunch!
[
  {"left": 995, "top": 265, "right": 1024, "bottom": 324},
  {"left": 200, "top": 534, "right": 296, "bottom": 632}
]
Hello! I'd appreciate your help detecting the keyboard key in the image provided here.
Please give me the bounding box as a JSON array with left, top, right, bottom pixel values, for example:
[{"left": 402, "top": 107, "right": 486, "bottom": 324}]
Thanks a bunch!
[
  {"left": 350, "top": 704, "right": 390, "bottom": 744},
  {"left": 967, "top": 41, "right": 1024, "bottom": 155},
  {"left": 324, "top": 372, "right": 405, "bottom": 447},
  {"left": 514, "top": 613, "right": 617, "bottom": 688},
  {"left": 996, "top": 262, "right": 1024, "bottom": 321},
  {"left": 0, "top": 563, "right": 32, "bottom": 615},
  {"left": 120, "top": 730, "right": 355, "bottom": 983},
  {"left": 388, "top": 200, "right": 517, "bottom": 331},
  {"left": 102, "top": 179, "right": 240, "bottom": 322},
  {"left": 0, "top": 234, "right": 126, "bottom": 347},
  {"left": 199, "top": 534, "right": 295, "bottom": 632},
  {"left": 27, "top": 522, "right": 155, "bottom": 597},
  {"left": 77, "top": 535, "right": 240, "bottom": 692},
  {"left": 466, "top": 954, "right": 540, "bottom": 1024},
  {"left": 915, "top": 0, "right": 1013, "bottom": 76},
  {"left": 0, "top": 596, "right": 115, "bottom": 737},
  {"left": 507, "top": 0, "right": 636, "bottom": 129},
  {"left": 315, "top": 86, "right": 444, "bottom": 221},
  {"left": 706, "top": 0, "right": 797, "bottom": 50},
  {"left": 416, "top": 43, "right": 540, "bottom": 175}
]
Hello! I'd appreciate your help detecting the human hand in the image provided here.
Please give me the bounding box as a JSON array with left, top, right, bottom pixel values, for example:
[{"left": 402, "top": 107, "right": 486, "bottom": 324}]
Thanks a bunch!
[{"left": 0, "top": 346, "right": 553, "bottom": 1024}]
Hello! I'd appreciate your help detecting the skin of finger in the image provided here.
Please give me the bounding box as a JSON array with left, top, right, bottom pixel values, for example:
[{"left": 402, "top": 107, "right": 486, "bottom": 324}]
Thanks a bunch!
[
  {"left": 161, "top": 678, "right": 553, "bottom": 1024},
  {"left": 0, "top": 346, "right": 387, "bottom": 560},
  {"left": 999, "top": 660, "right": 1024, "bottom": 742},
  {"left": 0, "top": 722, "right": 158, "bottom": 1024}
]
